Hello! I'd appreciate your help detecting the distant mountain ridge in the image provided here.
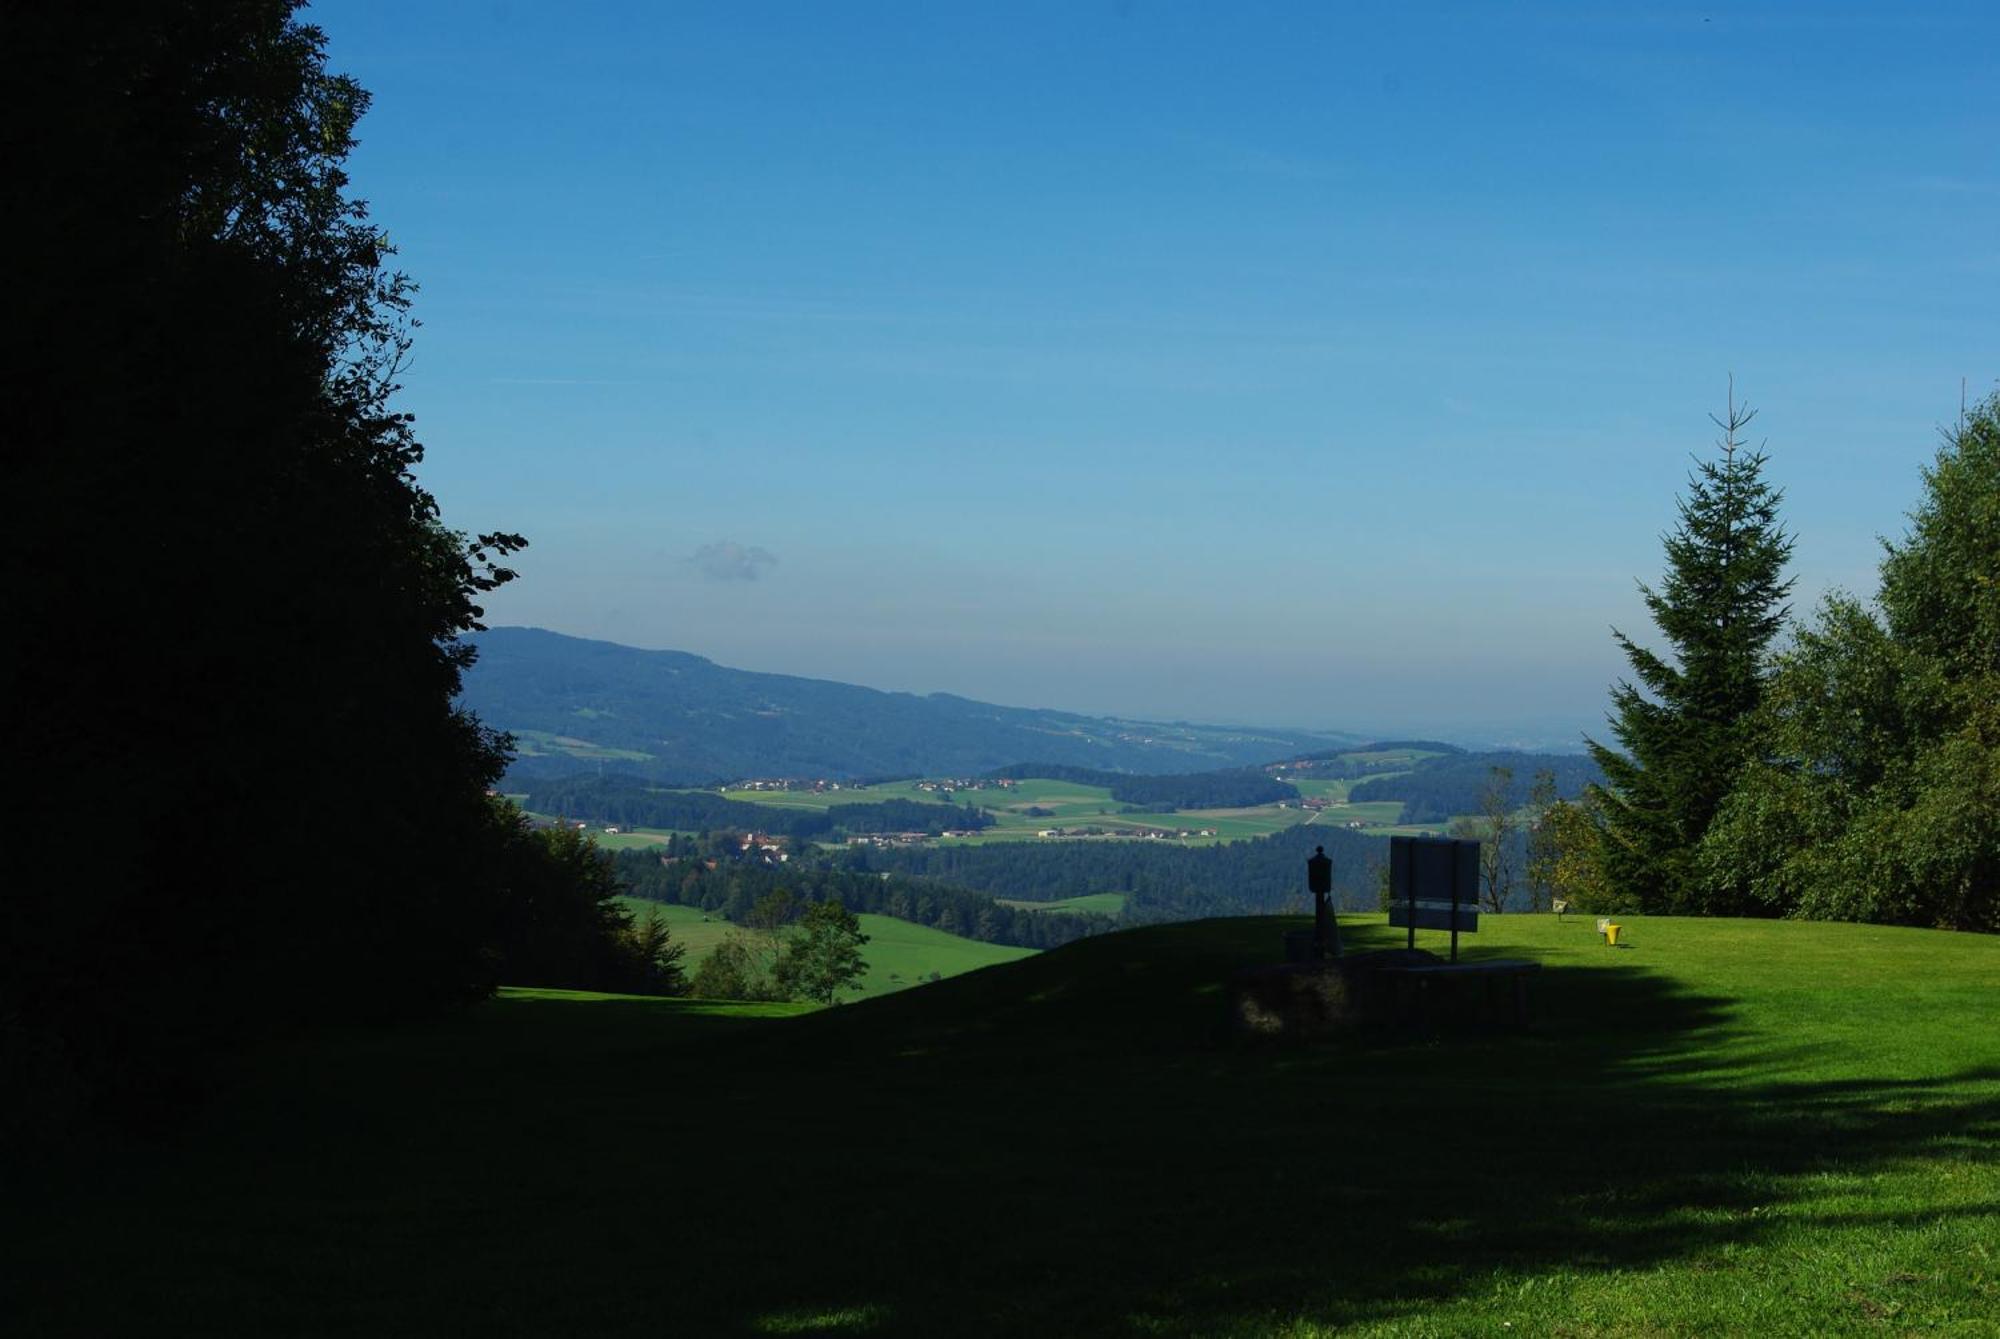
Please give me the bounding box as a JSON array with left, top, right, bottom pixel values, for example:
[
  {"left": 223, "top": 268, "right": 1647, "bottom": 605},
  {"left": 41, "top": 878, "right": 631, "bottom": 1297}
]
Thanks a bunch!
[{"left": 462, "top": 627, "right": 1360, "bottom": 784}]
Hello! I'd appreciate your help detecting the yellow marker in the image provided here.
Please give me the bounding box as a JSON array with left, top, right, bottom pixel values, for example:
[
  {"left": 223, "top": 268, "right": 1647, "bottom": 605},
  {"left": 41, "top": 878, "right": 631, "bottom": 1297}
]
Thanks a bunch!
[{"left": 1605, "top": 922, "right": 1622, "bottom": 946}]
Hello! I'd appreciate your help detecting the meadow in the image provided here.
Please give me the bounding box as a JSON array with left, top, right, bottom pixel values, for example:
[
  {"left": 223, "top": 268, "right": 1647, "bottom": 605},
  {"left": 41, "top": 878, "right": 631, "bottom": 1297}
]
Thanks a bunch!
[
  {"left": 718, "top": 781, "right": 949, "bottom": 810},
  {"left": 614, "top": 897, "right": 1035, "bottom": 999},
  {"left": 8, "top": 915, "right": 1994, "bottom": 1336},
  {"left": 998, "top": 891, "right": 1129, "bottom": 917}
]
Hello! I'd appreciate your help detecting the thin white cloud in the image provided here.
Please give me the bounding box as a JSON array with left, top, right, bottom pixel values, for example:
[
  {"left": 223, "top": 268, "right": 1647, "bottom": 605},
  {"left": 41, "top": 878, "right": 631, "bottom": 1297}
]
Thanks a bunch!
[{"left": 690, "top": 540, "right": 778, "bottom": 582}]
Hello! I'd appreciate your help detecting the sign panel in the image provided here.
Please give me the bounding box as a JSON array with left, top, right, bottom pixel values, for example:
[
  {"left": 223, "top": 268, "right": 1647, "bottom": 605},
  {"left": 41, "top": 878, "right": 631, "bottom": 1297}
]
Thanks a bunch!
[
  {"left": 1389, "top": 836, "right": 1479, "bottom": 909},
  {"left": 1388, "top": 905, "right": 1480, "bottom": 932}
]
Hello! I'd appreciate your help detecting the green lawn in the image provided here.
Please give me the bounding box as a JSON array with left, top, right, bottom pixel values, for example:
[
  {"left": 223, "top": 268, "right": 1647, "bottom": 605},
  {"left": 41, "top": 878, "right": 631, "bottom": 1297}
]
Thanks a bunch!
[
  {"left": 9, "top": 916, "right": 1996, "bottom": 1336},
  {"left": 614, "top": 898, "right": 1035, "bottom": 1000}
]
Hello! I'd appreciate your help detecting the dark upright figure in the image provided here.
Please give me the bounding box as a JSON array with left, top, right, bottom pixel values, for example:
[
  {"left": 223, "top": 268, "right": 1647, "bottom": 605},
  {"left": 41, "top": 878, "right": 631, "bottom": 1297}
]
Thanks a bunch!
[{"left": 1307, "top": 845, "right": 1339, "bottom": 959}]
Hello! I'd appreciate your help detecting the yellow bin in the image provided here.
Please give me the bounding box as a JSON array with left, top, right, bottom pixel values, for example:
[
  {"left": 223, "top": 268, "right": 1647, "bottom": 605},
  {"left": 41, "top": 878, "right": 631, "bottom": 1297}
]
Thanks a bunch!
[{"left": 1604, "top": 922, "right": 1623, "bottom": 946}]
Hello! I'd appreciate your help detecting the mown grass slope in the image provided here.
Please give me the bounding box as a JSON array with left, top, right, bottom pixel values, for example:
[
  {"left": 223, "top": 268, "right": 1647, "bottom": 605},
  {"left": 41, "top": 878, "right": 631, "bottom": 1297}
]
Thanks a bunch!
[{"left": 5, "top": 916, "right": 1995, "bottom": 1337}]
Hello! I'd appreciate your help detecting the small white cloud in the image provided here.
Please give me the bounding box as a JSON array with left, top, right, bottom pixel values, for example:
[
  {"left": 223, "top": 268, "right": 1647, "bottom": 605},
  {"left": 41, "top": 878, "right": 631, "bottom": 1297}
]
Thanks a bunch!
[{"left": 690, "top": 540, "right": 778, "bottom": 582}]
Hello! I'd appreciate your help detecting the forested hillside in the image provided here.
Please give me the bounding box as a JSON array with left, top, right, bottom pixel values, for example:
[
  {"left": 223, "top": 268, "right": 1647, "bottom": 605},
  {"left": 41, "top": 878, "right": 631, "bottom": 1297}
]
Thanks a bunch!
[
  {"left": 527, "top": 774, "right": 989, "bottom": 839},
  {"left": 612, "top": 847, "right": 1105, "bottom": 949},
  {"left": 846, "top": 824, "right": 1382, "bottom": 921},
  {"left": 464, "top": 626, "right": 1354, "bottom": 783},
  {"left": 1348, "top": 751, "right": 1600, "bottom": 823}
]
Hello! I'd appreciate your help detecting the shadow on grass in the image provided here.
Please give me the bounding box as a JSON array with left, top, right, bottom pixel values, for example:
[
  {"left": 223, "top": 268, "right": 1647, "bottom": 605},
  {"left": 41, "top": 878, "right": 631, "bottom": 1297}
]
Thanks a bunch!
[{"left": 5, "top": 919, "right": 1996, "bottom": 1337}]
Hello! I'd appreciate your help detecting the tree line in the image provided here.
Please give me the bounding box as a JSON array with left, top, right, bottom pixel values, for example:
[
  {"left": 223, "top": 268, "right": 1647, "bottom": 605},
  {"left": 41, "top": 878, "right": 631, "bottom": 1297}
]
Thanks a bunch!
[
  {"left": 986, "top": 763, "right": 1299, "bottom": 809},
  {"left": 843, "top": 824, "right": 1382, "bottom": 921},
  {"left": 527, "top": 774, "right": 993, "bottom": 838},
  {"left": 612, "top": 845, "right": 1110, "bottom": 950},
  {"left": 1349, "top": 752, "right": 1601, "bottom": 824},
  {"left": 1539, "top": 387, "right": 1998, "bottom": 932},
  {"left": 1272, "top": 742, "right": 1465, "bottom": 781}
]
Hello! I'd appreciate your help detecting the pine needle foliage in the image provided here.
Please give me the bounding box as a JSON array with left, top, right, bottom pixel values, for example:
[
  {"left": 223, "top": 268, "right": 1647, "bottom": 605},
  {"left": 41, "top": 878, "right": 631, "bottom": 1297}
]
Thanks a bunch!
[{"left": 1587, "top": 386, "right": 1794, "bottom": 913}]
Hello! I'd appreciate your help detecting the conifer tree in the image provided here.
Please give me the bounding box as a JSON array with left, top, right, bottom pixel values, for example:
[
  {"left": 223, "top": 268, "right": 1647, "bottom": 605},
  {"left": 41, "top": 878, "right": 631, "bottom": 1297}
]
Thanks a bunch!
[{"left": 1586, "top": 386, "right": 1794, "bottom": 912}]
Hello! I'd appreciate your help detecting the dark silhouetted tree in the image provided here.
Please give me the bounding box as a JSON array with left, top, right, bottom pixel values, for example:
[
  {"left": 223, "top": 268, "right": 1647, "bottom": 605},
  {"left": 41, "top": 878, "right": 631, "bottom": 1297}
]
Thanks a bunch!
[{"left": 0, "top": 1, "right": 545, "bottom": 1117}]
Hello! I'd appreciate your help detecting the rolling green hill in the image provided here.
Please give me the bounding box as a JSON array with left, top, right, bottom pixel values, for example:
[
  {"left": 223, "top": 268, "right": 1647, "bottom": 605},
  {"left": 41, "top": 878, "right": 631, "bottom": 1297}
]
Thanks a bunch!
[
  {"left": 10, "top": 916, "right": 1995, "bottom": 1336},
  {"left": 463, "top": 626, "right": 1356, "bottom": 783},
  {"left": 616, "top": 897, "right": 1036, "bottom": 998}
]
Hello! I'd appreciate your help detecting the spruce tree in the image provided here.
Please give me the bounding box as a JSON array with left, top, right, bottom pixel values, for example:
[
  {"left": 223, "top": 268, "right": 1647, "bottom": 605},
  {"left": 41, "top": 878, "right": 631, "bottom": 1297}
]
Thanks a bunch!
[{"left": 1587, "top": 386, "right": 1794, "bottom": 912}]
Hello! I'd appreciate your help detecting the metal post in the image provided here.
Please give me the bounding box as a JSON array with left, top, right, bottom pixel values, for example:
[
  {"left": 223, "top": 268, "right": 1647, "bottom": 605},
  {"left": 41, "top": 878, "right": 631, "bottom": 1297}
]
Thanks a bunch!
[
  {"left": 1406, "top": 860, "right": 1416, "bottom": 952},
  {"left": 1450, "top": 865, "right": 1460, "bottom": 964}
]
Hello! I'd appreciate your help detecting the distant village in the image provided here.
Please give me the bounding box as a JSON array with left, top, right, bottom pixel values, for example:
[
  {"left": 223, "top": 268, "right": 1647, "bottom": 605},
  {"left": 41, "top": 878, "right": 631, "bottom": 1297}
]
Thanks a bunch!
[
  {"left": 1033, "top": 826, "right": 1220, "bottom": 840},
  {"left": 732, "top": 776, "right": 1017, "bottom": 797}
]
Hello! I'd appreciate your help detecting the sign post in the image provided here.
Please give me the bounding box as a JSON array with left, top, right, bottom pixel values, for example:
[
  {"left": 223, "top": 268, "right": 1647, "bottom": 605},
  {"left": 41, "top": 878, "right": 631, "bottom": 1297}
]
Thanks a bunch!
[{"left": 1387, "top": 836, "right": 1479, "bottom": 963}]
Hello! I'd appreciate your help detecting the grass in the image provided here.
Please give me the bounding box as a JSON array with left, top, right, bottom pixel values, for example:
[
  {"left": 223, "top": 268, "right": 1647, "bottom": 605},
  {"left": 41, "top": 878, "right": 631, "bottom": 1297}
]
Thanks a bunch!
[
  {"left": 593, "top": 826, "right": 690, "bottom": 850},
  {"left": 1290, "top": 773, "right": 1410, "bottom": 802},
  {"left": 849, "top": 914, "right": 1036, "bottom": 995},
  {"left": 615, "top": 897, "right": 745, "bottom": 960},
  {"left": 716, "top": 781, "right": 951, "bottom": 811},
  {"left": 17, "top": 916, "right": 1992, "bottom": 1336},
  {"left": 614, "top": 897, "right": 1036, "bottom": 999},
  {"left": 997, "top": 891, "right": 1128, "bottom": 917},
  {"left": 508, "top": 728, "right": 656, "bottom": 763}
]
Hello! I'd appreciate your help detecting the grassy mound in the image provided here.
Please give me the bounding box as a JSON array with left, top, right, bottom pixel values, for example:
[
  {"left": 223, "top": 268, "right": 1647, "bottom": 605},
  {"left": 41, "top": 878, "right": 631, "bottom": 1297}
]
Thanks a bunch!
[{"left": 5, "top": 916, "right": 1996, "bottom": 1336}]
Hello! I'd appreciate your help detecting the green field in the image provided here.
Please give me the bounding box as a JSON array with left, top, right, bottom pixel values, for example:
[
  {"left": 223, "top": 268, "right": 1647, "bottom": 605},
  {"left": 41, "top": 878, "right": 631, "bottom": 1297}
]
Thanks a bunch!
[
  {"left": 508, "top": 728, "right": 655, "bottom": 763},
  {"left": 615, "top": 898, "right": 744, "bottom": 959},
  {"left": 716, "top": 780, "right": 951, "bottom": 810},
  {"left": 996, "top": 891, "right": 1128, "bottom": 917},
  {"left": 850, "top": 913, "right": 1036, "bottom": 994},
  {"left": 1290, "top": 773, "right": 1410, "bottom": 802},
  {"left": 614, "top": 897, "right": 1035, "bottom": 999},
  {"left": 592, "top": 826, "right": 688, "bottom": 851},
  {"left": 11, "top": 915, "right": 1994, "bottom": 1336},
  {"left": 687, "top": 773, "right": 1441, "bottom": 847}
]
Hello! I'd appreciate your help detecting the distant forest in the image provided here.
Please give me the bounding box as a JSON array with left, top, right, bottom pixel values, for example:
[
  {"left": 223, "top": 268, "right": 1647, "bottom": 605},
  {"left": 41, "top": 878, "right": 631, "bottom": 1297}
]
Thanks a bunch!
[
  {"left": 528, "top": 775, "right": 990, "bottom": 839},
  {"left": 470, "top": 626, "right": 1348, "bottom": 783},
  {"left": 987, "top": 763, "right": 1299, "bottom": 809},
  {"left": 844, "top": 824, "right": 1385, "bottom": 921},
  {"left": 1348, "top": 752, "right": 1602, "bottom": 824},
  {"left": 1270, "top": 741, "right": 1466, "bottom": 780},
  {"left": 612, "top": 846, "right": 1106, "bottom": 950}
]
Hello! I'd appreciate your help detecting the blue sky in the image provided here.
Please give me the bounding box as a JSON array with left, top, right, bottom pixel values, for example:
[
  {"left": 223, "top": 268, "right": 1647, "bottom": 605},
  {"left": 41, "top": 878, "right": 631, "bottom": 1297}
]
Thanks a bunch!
[{"left": 319, "top": 1, "right": 1998, "bottom": 744}]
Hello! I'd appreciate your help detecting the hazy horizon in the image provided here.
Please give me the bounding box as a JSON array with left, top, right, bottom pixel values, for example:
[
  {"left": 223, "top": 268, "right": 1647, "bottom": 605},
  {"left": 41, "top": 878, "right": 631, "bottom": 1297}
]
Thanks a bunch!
[
  {"left": 324, "top": 2, "right": 1997, "bottom": 741},
  {"left": 479, "top": 622, "right": 1602, "bottom": 751}
]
